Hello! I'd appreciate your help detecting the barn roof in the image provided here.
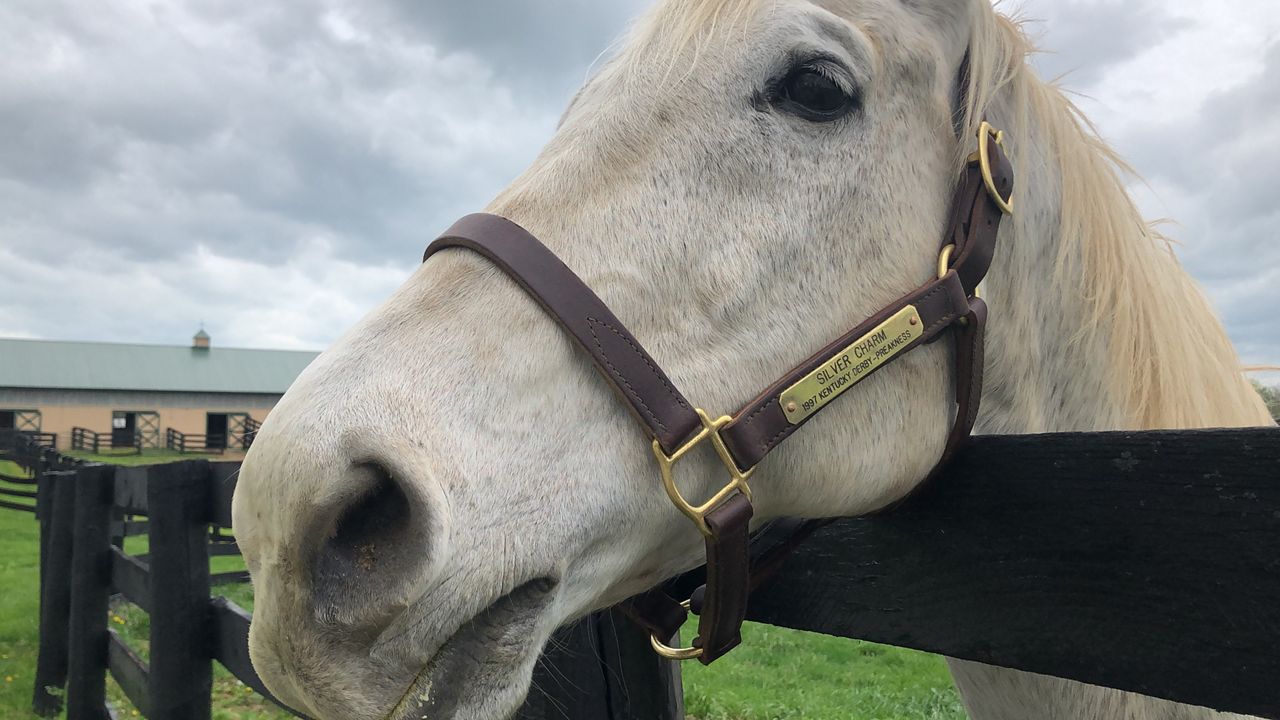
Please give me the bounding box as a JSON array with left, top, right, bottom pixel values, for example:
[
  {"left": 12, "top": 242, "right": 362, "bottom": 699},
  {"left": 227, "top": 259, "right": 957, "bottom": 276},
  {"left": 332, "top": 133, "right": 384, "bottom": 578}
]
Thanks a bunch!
[{"left": 0, "top": 338, "right": 319, "bottom": 394}]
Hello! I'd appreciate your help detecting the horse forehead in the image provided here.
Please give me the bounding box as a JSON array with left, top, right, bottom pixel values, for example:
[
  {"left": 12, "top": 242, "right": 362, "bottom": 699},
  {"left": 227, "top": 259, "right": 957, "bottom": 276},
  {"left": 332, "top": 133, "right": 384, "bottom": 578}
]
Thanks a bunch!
[{"left": 809, "top": 0, "right": 971, "bottom": 55}]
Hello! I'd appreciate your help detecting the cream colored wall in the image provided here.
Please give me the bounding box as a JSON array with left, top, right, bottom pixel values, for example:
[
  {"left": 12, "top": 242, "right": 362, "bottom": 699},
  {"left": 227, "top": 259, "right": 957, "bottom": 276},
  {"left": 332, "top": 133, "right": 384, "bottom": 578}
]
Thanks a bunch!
[{"left": 15, "top": 400, "right": 280, "bottom": 451}]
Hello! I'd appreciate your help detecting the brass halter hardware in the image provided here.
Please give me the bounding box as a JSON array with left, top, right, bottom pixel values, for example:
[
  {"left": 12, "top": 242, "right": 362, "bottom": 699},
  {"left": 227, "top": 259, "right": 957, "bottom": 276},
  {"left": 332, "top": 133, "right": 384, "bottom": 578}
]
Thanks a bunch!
[
  {"left": 650, "top": 600, "right": 704, "bottom": 661},
  {"left": 973, "top": 121, "right": 1014, "bottom": 215},
  {"left": 649, "top": 410, "right": 756, "bottom": 661},
  {"left": 652, "top": 409, "right": 755, "bottom": 538},
  {"left": 938, "top": 244, "right": 982, "bottom": 302}
]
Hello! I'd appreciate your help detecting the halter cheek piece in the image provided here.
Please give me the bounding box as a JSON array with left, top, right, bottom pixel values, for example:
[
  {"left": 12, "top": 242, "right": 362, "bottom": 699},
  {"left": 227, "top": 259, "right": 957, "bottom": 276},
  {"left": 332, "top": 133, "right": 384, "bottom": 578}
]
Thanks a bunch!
[{"left": 424, "top": 122, "right": 1014, "bottom": 665}]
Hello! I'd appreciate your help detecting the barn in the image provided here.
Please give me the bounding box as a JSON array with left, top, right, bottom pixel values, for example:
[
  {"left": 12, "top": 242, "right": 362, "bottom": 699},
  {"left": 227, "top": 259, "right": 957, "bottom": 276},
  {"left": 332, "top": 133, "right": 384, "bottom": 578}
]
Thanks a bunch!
[{"left": 0, "top": 331, "right": 317, "bottom": 453}]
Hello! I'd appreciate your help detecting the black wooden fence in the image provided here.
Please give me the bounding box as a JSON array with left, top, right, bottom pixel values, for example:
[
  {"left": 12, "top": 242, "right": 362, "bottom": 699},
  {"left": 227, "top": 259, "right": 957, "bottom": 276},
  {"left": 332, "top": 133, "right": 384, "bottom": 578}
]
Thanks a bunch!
[
  {"left": 4, "top": 433, "right": 679, "bottom": 720},
  {"left": 4, "top": 428, "right": 1280, "bottom": 719},
  {"left": 163, "top": 428, "right": 227, "bottom": 455},
  {"left": 71, "top": 427, "right": 142, "bottom": 456},
  {"left": 0, "top": 446, "right": 39, "bottom": 514}
]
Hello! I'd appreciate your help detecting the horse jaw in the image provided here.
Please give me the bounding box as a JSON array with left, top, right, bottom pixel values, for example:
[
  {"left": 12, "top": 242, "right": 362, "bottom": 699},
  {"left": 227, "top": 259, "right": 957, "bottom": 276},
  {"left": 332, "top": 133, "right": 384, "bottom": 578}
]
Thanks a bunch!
[{"left": 233, "top": 0, "right": 973, "bottom": 717}]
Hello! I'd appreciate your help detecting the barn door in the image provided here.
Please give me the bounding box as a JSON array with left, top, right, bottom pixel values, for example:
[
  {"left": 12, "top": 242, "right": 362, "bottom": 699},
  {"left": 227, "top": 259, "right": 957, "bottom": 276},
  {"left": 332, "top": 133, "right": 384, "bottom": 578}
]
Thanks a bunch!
[
  {"left": 135, "top": 412, "right": 160, "bottom": 449},
  {"left": 227, "top": 413, "right": 250, "bottom": 450},
  {"left": 112, "top": 411, "right": 136, "bottom": 448},
  {"left": 113, "top": 411, "right": 158, "bottom": 449},
  {"left": 0, "top": 410, "right": 40, "bottom": 432},
  {"left": 206, "top": 414, "right": 229, "bottom": 450}
]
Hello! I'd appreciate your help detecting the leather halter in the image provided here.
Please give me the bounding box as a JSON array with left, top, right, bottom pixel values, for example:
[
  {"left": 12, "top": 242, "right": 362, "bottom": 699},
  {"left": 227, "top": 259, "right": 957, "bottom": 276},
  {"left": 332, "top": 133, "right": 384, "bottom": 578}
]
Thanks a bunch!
[{"left": 424, "top": 122, "right": 1014, "bottom": 665}]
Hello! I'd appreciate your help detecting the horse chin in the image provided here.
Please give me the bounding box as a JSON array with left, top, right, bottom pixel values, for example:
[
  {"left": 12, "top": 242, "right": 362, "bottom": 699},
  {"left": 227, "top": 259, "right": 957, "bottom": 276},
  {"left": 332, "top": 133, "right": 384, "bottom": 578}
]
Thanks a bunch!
[{"left": 383, "top": 577, "right": 559, "bottom": 720}]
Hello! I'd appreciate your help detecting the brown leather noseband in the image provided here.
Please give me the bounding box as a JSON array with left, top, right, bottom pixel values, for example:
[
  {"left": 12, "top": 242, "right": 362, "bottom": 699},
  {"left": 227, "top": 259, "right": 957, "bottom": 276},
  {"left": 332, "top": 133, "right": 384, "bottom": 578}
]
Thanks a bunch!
[{"left": 424, "top": 122, "right": 1014, "bottom": 665}]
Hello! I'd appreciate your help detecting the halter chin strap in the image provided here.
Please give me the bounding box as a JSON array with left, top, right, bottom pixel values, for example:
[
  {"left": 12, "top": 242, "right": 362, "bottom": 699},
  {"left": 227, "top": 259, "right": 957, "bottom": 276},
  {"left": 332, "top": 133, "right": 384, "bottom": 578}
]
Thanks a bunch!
[{"left": 424, "top": 122, "right": 1014, "bottom": 665}]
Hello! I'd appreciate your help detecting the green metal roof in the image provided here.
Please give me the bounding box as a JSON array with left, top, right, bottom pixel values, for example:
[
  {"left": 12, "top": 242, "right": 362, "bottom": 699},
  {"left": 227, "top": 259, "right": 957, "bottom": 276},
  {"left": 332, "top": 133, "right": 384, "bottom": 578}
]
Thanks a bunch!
[{"left": 0, "top": 338, "right": 319, "bottom": 394}]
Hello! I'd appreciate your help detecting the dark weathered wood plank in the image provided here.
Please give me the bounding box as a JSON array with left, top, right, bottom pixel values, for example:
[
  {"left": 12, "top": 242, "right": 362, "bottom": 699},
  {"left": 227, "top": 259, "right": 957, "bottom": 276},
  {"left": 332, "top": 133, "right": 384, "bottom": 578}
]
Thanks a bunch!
[
  {"left": 120, "top": 520, "right": 150, "bottom": 537},
  {"left": 518, "top": 615, "right": 610, "bottom": 720},
  {"left": 211, "top": 571, "right": 251, "bottom": 587},
  {"left": 65, "top": 465, "right": 115, "bottom": 720},
  {"left": 147, "top": 462, "right": 213, "bottom": 720},
  {"left": 208, "top": 463, "right": 239, "bottom": 528},
  {"left": 113, "top": 467, "right": 149, "bottom": 516},
  {"left": 108, "top": 630, "right": 151, "bottom": 718},
  {"left": 207, "top": 542, "right": 241, "bottom": 558},
  {"left": 111, "top": 547, "right": 151, "bottom": 613},
  {"left": 33, "top": 471, "right": 76, "bottom": 716},
  {"left": 744, "top": 428, "right": 1280, "bottom": 720},
  {"left": 208, "top": 598, "right": 307, "bottom": 718},
  {"left": 513, "top": 610, "right": 682, "bottom": 720},
  {"left": 0, "top": 486, "right": 40, "bottom": 499},
  {"left": 596, "top": 609, "right": 684, "bottom": 720}
]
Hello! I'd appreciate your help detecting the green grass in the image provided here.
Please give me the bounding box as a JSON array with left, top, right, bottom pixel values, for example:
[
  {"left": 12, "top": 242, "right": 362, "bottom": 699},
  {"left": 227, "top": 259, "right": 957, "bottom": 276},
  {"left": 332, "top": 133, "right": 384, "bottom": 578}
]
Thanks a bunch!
[
  {"left": 683, "top": 625, "right": 966, "bottom": 720},
  {"left": 0, "top": 459, "right": 37, "bottom": 514},
  {"left": 0, "top": 459, "right": 31, "bottom": 476},
  {"left": 62, "top": 449, "right": 207, "bottom": 467},
  {"left": 1, "top": 453, "right": 966, "bottom": 719},
  {"left": 0, "top": 507, "right": 42, "bottom": 716}
]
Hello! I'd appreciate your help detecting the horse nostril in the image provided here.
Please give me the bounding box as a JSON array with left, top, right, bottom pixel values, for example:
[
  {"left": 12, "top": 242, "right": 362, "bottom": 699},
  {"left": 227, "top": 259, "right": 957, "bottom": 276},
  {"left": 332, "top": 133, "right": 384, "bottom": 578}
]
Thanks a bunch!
[
  {"left": 312, "top": 461, "right": 423, "bottom": 630},
  {"left": 327, "top": 462, "right": 409, "bottom": 563}
]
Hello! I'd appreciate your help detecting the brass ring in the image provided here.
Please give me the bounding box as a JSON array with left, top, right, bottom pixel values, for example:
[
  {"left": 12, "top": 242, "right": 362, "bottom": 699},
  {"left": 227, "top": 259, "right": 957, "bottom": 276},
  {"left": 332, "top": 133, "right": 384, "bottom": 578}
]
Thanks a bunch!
[
  {"left": 649, "top": 600, "right": 703, "bottom": 661},
  {"left": 649, "top": 633, "right": 703, "bottom": 661},
  {"left": 977, "top": 121, "right": 1014, "bottom": 215},
  {"left": 938, "top": 244, "right": 956, "bottom": 280},
  {"left": 938, "top": 244, "right": 982, "bottom": 300}
]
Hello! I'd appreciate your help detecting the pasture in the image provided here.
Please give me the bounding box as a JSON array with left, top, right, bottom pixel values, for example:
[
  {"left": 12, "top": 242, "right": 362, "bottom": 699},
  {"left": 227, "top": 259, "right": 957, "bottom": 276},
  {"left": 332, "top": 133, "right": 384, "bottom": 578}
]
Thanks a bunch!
[{"left": 0, "top": 456, "right": 965, "bottom": 720}]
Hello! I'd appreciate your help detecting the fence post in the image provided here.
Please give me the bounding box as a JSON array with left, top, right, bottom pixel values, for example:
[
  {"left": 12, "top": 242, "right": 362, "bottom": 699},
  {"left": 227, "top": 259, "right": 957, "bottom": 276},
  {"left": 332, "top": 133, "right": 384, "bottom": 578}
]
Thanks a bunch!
[
  {"left": 516, "top": 610, "right": 683, "bottom": 720},
  {"left": 148, "top": 461, "right": 213, "bottom": 720},
  {"left": 598, "top": 609, "right": 685, "bottom": 719},
  {"left": 32, "top": 471, "right": 77, "bottom": 716},
  {"left": 65, "top": 465, "right": 115, "bottom": 720}
]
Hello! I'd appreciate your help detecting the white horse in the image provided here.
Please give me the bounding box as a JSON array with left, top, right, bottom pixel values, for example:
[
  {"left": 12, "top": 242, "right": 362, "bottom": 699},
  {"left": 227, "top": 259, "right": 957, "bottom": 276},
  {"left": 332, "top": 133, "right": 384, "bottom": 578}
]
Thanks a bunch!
[{"left": 232, "top": 0, "right": 1274, "bottom": 718}]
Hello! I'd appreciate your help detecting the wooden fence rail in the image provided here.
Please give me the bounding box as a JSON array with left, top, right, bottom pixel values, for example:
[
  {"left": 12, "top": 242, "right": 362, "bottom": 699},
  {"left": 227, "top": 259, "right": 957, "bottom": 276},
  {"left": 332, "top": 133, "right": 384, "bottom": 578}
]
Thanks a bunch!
[
  {"left": 164, "top": 428, "right": 227, "bottom": 456},
  {"left": 5, "top": 428, "right": 1280, "bottom": 719},
  {"left": 71, "top": 427, "right": 142, "bottom": 456}
]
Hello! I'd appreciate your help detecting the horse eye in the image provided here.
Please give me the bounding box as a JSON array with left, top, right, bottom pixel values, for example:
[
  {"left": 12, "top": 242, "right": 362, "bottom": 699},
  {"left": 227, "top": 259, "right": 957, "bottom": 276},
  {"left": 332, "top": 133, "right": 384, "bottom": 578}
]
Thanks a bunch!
[{"left": 777, "top": 64, "right": 857, "bottom": 122}]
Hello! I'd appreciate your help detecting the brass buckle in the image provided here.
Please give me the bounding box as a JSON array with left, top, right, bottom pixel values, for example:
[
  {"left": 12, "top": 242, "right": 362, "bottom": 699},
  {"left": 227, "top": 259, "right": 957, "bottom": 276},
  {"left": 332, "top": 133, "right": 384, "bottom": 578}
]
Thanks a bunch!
[
  {"left": 648, "top": 410, "right": 755, "bottom": 662},
  {"left": 650, "top": 600, "right": 703, "bottom": 661},
  {"left": 970, "top": 121, "right": 1014, "bottom": 216},
  {"left": 938, "top": 244, "right": 982, "bottom": 301},
  {"left": 652, "top": 409, "right": 755, "bottom": 538}
]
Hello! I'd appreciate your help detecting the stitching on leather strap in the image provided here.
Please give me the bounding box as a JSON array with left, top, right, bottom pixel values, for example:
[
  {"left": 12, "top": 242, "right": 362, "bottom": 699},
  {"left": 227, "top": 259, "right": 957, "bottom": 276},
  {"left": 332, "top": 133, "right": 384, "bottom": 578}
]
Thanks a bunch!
[
  {"left": 588, "top": 317, "right": 693, "bottom": 433},
  {"left": 587, "top": 317, "right": 690, "bottom": 409}
]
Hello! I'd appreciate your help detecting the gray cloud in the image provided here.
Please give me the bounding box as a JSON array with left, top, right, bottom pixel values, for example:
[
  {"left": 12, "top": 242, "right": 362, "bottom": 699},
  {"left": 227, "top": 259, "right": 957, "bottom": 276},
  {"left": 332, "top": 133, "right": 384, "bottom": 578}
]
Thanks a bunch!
[
  {"left": 1121, "top": 41, "right": 1280, "bottom": 366},
  {"left": 0, "top": 0, "right": 571, "bottom": 270},
  {"left": 370, "top": 0, "right": 648, "bottom": 91},
  {"left": 1018, "top": 0, "right": 1193, "bottom": 88},
  {"left": 0, "top": 0, "right": 1277, "bottom": 378}
]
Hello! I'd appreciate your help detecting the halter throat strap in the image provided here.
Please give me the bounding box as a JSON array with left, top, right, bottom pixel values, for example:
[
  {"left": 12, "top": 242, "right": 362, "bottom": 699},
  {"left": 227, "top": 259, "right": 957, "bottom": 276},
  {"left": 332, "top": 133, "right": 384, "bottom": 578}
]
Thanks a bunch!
[{"left": 423, "top": 124, "right": 1014, "bottom": 665}]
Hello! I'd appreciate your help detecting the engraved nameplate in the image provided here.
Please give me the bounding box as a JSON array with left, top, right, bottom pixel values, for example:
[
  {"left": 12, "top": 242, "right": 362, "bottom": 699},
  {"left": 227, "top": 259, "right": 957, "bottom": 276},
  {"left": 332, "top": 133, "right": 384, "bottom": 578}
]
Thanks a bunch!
[{"left": 779, "top": 305, "right": 923, "bottom": 425}]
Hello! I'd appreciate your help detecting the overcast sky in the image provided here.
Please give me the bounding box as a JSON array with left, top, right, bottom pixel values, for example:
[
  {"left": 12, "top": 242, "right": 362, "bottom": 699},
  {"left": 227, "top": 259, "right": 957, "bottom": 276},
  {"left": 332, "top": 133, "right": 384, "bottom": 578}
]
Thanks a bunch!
[{"left": 1, "top": 0, "right": 1277, "bottom": 380}]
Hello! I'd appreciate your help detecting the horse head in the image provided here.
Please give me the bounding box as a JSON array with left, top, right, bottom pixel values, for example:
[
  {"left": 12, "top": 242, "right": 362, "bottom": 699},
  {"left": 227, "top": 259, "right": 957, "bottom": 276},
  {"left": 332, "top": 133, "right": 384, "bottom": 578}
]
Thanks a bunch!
[{"left": 231, "top": 1, "right": 1270, "bottom": 718}]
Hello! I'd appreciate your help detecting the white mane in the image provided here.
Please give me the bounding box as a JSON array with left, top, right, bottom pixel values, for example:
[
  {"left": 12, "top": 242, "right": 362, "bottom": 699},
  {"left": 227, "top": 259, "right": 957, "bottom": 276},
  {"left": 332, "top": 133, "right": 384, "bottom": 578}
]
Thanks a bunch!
[{"left": 962, "top": 7, "right": 1270, "bottom": 429}]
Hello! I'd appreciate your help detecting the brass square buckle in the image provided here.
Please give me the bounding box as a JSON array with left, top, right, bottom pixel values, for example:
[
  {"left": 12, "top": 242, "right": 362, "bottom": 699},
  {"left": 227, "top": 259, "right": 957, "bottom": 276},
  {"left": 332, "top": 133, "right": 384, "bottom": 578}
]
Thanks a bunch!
[
  {"left": 970, "top": 121, "right": 1014, "bottom": 216},
  {"left": 651, "top": 409, "right": 754, "bottom": 538},
  {"left": 649, "top": 409, "right": 755, "bottom": 662}
]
